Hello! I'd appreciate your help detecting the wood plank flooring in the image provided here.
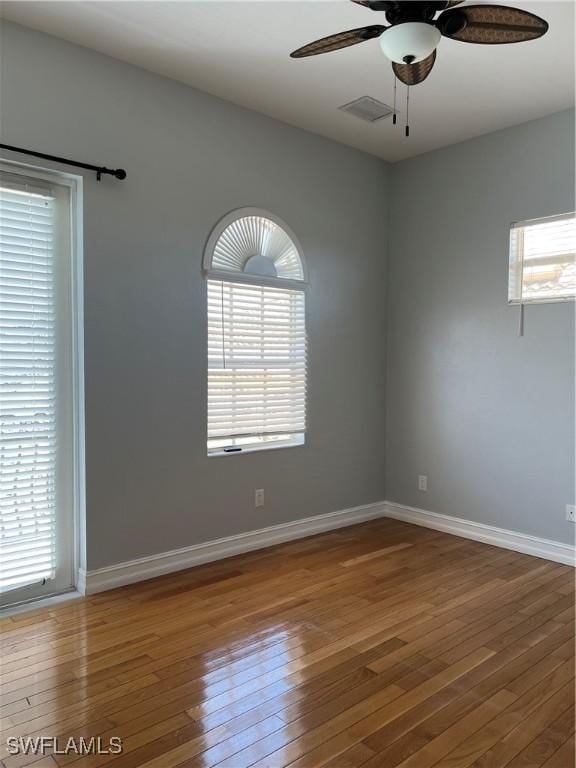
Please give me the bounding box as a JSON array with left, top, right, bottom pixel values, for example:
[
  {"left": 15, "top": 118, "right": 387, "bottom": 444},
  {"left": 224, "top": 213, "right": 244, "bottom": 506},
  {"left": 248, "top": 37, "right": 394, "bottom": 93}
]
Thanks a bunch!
[{"left": 0, "top": 518, "right": 574, "bottom": 768}]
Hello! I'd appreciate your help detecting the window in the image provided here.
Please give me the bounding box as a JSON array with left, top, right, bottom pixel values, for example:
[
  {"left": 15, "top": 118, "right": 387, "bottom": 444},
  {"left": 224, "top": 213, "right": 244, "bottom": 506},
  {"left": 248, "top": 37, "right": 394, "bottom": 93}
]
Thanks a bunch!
[
  {"left": 204, "top": 209, "right": 307, "bottom": 455},
  {"left": 509, "top": 212, "right": 576, "bottom": 303},
  {"left": 0, "top": 168, "right": 80, "bottom": 607}
]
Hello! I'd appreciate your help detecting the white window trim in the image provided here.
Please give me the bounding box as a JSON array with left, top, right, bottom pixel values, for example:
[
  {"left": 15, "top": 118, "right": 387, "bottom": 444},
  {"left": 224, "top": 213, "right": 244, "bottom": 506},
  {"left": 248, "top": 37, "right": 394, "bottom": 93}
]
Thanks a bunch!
[
  {"left": 206, "top": 268, "right": 307, "bottom": 292},
  {"left": 204, "top": 209, "right": 307, "bottom": 457},
  {"left": 0, "top": 159, "right": 85, "bottom": 607}
]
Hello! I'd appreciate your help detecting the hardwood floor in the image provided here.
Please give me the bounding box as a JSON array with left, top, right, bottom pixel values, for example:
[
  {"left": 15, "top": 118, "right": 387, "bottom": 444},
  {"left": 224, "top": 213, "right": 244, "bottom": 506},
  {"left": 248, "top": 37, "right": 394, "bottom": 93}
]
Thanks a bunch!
[{"left": 0, "top": 518, "right": 574, "bottom": 768}]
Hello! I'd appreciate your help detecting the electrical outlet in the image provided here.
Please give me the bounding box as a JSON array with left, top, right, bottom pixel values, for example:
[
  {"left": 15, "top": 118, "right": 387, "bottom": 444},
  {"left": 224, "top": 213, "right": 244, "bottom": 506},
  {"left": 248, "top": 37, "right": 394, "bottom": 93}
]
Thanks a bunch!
[
  {"left": 255, "top": 489, "right": 265, "bottom": 508},
  {"left": 566, "top": 505, "right": 576, "bottom": 523},
  {"left": 418, "top": 475, "right": 428, "bottom": 492}
]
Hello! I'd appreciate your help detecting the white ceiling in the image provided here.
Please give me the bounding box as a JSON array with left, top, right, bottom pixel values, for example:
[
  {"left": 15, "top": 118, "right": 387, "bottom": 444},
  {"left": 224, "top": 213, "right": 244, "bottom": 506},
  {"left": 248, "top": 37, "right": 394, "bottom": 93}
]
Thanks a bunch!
[{"left": 1, "top": 0, "right": 574, "bottom": 161}]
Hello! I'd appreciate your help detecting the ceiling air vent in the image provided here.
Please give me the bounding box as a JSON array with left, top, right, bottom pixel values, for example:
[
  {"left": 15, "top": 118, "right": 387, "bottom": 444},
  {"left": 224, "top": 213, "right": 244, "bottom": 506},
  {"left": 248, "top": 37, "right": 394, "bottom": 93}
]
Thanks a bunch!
[{"left": 338, "top": 96, "right": 394, "bottom": 123}]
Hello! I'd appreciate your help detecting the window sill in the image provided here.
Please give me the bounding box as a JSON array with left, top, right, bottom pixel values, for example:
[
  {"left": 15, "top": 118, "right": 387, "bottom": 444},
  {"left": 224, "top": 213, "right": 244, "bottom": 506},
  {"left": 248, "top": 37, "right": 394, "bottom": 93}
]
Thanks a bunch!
[
  {"left": 208, "top": 437, "right": 305, "bottom": 458},
  {"left": 508, "top": 296, "right": 575, "bottom": 305}
]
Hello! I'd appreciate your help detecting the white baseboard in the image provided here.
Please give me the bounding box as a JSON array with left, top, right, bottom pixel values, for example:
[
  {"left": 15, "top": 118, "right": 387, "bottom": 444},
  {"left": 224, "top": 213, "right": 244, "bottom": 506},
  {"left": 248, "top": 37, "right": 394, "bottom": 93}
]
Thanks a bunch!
[
  {"left": 79, "top": 498, "right": 575, "bottom": 595},
  {"left": 383, "top": 501, "right": 575, "bottom": 567},
  {"left": 80, "top": 501, "right": 387, "bottom": 594}
]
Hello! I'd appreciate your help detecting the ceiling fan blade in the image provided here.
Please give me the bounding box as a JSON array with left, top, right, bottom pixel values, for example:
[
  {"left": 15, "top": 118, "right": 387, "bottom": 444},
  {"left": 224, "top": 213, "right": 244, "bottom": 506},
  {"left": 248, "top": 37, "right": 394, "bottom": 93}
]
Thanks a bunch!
[
  {"left": 393, "top": 50, "right": 436, "bottom": 85},
  {"left": 438, "top": 5, "right": 548, "bottom": 44},
  {"left": 350, "top": 1, "right": 395, "bottom": 10},
  {"left": 290, "top": 25, "right": 385, "bottom": 58},
  {"left": 353, "top": 1, "right": 464, "bottom": 11}
]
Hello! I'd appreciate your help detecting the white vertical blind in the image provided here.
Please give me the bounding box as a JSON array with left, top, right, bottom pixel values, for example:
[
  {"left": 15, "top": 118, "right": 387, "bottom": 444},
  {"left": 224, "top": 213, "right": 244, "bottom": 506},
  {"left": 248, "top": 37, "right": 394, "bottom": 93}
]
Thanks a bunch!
[
  {"left": 509, "top": 212, "right": 576, "bottom": 302},
  {"left": 207, "top": 279, "right": 306, "bottom": 452},
  {"left": 0, "top": 179, "right": 58, "bottom": 592}
]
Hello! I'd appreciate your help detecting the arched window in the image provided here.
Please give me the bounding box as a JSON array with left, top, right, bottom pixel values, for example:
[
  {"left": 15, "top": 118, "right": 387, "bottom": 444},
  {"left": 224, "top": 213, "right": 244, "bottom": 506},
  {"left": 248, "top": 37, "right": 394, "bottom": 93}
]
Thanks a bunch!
[{"left": 204, "top": 209, "right": 307, "bottom": 454}]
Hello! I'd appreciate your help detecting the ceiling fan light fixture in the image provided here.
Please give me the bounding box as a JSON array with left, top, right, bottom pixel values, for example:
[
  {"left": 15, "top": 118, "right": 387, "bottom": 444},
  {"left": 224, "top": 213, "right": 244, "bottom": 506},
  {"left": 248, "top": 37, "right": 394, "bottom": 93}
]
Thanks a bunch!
[{"left": 379, "top": 22, "right": 441, "bottom": 64}]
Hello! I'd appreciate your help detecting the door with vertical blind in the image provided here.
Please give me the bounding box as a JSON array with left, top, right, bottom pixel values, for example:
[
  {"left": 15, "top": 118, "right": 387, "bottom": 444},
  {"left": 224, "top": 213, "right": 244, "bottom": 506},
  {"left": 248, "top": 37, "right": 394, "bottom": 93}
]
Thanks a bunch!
[{"left": 0, "top": 169, "right": 76, "bottom": 608}]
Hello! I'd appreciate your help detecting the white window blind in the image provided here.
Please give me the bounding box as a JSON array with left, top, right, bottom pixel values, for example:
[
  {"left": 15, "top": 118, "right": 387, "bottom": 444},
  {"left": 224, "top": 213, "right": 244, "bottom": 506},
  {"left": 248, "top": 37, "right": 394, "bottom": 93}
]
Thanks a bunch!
[
  {"left": 509, "top": 212, "right": 576, "bottom": 303},
  {"left": 207, "top": 279, "right": 306, "bottom": 453},
  {"left": 0, "top": 176, "right": 63, "bottom": 594}
]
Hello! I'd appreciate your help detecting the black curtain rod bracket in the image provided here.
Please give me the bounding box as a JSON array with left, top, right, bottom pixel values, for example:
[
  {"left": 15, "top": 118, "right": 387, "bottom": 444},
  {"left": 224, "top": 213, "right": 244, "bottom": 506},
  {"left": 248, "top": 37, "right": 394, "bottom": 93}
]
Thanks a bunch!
[{"left": 0, "top": 143, "right": 126, "bottom": 181}]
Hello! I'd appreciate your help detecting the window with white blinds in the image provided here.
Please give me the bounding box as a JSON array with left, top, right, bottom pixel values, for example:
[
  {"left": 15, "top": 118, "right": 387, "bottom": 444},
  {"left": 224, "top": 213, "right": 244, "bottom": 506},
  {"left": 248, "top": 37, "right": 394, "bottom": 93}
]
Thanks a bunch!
[
  {"left": 207, "top": 280, "right": 306, "bottom": 453},
  {"left": 205, "top": 210, "right": 307, "bottom": 455},
  {"left": 0, "top": 170, "right": 76, "bottom": 605},
  {"left": 509, "top": 212, "right": 576, "bottom": 303}
]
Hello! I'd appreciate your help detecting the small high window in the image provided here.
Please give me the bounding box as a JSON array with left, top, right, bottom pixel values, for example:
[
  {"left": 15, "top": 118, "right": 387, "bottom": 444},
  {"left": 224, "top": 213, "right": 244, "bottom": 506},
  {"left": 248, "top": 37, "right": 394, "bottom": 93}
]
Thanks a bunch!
[
  {"left": 204, "top": 209, "right": 307, "bottom": 455},
  {"left": 509, "top": 212, "right": 576, "bottom": 303}
]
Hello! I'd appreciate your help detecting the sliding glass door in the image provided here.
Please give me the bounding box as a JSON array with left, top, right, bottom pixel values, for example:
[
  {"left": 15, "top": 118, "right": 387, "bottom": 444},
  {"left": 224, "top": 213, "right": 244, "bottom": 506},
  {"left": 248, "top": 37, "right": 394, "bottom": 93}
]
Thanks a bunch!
[{"left": 0, "top": 168, "right": 79, "bottom": 608}]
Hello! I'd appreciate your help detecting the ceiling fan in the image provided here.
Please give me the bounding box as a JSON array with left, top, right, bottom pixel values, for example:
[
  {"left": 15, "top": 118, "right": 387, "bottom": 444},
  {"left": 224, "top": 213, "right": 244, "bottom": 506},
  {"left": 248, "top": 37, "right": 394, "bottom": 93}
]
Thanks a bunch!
[{"left": 290, "top": 2, "right": 549, "bottom": 134}]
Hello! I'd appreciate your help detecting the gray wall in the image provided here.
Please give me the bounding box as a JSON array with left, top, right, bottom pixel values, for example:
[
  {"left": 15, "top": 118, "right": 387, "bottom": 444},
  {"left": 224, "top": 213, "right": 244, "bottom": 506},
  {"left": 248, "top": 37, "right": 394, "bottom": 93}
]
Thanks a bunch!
[
  {"left": 386, "top": 110, "right": 575, "bottom": 545},
  {"left": 0, "top": 21, "right": 390, "bottom": 569}
]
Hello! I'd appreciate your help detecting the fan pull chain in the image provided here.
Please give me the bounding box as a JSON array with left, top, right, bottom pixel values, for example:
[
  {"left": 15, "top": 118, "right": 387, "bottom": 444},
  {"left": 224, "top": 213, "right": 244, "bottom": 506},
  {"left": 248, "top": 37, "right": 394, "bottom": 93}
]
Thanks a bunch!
[
  {"left": 405, "top": 85, "right": 410, "bottom": 138},
  {"left": 392, "top": 76, "right": 397, "bottom": 125}
]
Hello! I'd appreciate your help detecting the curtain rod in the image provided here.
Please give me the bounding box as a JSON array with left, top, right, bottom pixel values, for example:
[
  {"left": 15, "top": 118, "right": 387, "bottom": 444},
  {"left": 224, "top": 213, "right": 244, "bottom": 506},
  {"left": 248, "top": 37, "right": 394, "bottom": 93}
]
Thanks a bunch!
[{"left": 0, "top": 143, "right": 127, "bottom": 181}]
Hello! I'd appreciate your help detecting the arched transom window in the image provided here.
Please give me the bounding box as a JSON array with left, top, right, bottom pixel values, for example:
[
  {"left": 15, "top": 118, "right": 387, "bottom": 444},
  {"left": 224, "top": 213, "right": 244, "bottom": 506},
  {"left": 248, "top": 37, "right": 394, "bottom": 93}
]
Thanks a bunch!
[{"left": 204, "top": 209, "right": 307, "bottom": 455}]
